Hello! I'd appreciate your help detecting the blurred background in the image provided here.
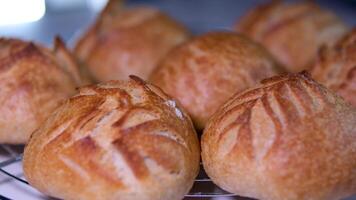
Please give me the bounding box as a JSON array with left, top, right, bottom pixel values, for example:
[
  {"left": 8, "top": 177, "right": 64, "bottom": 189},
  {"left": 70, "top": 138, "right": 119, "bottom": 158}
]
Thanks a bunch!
[{"left": 0, "top": 0, "right": 355, "bottom": 47}]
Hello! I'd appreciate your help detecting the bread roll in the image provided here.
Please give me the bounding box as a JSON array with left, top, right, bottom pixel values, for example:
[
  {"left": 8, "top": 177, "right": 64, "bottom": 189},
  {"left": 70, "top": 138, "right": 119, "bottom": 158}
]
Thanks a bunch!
[
  {"left": 311, "top": 29, "right": 356, "bottom": 106},
  {"left": 149, "top": 32, "right": 282, "bottom": 130},
  {"left": 235, "top": 1, "right": 348, "bottom": 72},
  {"left": 0, "top": 37, "right": 83, "bottom": 144},
  {"left": 202, "top": 72, "right": 356, "bottom": 200},
  {"left": 23, "top": 76, "right": 200, "bottom": 200},
  {"left": 74, "top": 0, "right": 189, "bottom": 82}
]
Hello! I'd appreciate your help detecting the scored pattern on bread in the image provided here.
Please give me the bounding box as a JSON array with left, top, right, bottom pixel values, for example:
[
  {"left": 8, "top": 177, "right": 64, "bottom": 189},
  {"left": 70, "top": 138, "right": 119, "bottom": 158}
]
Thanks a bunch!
[
  {"left": 24, "top": 76, "right": 200, "bottom": 200},
  {"left": 202, "top": 72, "right": 356, "bottom": 200},
  {"left": 44, "top": 82, "right": 187, "bottom": 180},
  {"left": 212, "top": 72, "right": 333, "bottom": 159},
  {"left": 0, "top": 38, "right": 82, "bottom": 144}
]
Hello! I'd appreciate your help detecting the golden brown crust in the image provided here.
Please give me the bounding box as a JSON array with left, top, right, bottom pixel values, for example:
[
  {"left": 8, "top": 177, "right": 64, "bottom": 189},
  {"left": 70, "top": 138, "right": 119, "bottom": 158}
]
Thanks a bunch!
[
  {"left": 235, "top": 1, "right": 348, "bottom": 72},
  {"left": 202, "top": 72, "right": 356, "bottom": 200},
  {"left": 311, "top": 29, "right": 356, "bottom": 106},
  {"left": 74, "top": 0, "right": 190, "bottom": 82},
  {"left": 23, "top": 76, "right": 200, "bottom": 200},
  {"left": 0, "top": 38, "right": 83, "bottom": 144},
  {"left": 149, "top": 32, "right": 282, "bottom": 130},
  {"left": 53, "top": 36, "right": 92, "bottom": 85}
]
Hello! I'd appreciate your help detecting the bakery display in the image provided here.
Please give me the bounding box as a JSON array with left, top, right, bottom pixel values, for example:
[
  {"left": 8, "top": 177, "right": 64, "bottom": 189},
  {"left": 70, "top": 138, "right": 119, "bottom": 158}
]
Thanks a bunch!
[
  {"left": 74, "top": 0, "right": 190, "bottom": 82},
  {"left": 0, "top": 1, "right": 352, "bottom": 199},
  {"left": 23, "top": 76, "right": 200, "bottom": 200},
  {"left": 149, "top": 32, "right": 282, "bottom": 130},
  {"left": 235, "top": 1, "right": 349, "bottom": 73},
  {"left": 0, "top": 37, "right": 83, "bottom": 144},
  {"left": 311, "top": 29, "right": 356, "bottom": 106},
  {"left": 202, "top": 72, "right": 356, "bottom": 200}
]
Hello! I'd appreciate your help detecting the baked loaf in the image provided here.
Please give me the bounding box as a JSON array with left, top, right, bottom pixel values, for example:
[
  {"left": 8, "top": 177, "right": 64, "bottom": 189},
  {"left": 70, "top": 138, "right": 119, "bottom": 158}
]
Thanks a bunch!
[
  {"left": 23, "top": 76, "right": 200, "bottom": 200},
  {"left": 74, "top": 0, "right": 189, "bottom": 82},
  {"left": 202, "top": 72, "right": 356, "bottom": 200},
  {"left": 235, "top": 1, "right": 348, "bottom": 72},
  {"left": 311, "top": 29, "right": 356, "bottom": 106},
  {"left": 150, "top": 32, "right": 282, "bottom": 130},
  {"left": 0, "top": 37, "right": 83, "bottom": 144}
]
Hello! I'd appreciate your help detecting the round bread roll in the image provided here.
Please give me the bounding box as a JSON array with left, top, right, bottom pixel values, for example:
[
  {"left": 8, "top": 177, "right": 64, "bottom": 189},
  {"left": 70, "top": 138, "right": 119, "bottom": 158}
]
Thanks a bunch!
[
  {"left": 23, "top": 76, "right": 200, "bottom": 200},
  {"left": 0, "top": 37, "right": 83, "bottom": 144},
  {"left": 235, "top": 1, "right": 348, "bottom": 72},
  {"left": 202, "top": 72, "right": 356, "bottom": 200},
  {"left": 311, "top": 29, "right": 356, "bottom": 106},
  {"left": 149, "top": 32, "right": 282, "bottom": 130},
  {"left": 74, "top": 0, "right": 190, "bottom": 82}
]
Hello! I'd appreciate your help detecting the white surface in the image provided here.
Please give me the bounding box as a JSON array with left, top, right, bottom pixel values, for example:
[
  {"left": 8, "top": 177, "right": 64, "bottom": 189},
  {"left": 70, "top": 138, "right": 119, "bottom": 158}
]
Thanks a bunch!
[{"left": 0, "top": 0, "right": 45, "bottom": 25}]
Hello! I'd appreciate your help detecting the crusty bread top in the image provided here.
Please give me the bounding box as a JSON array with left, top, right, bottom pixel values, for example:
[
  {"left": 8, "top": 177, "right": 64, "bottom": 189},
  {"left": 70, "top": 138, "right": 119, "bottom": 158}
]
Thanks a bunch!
[
  {"left": 0, "top": 37, "right": 82, "bottom": 144},
  {"left": 202, "top": 72, "right": 356, "bottom": 200},
  {"left": 311, "top": 29, "right": 356, "bottom": 106},
  {"left": 23, "top": 76, "right": 200, "bottom": 200},
  {"left": 150, "top": 32, "right": 282, "bottom": 130},
  {"left": 236, "top": 1, "right": 348, "bottom": 72},
  {"left": 74, "top": 0, "right": 189, "bottom": 81},
  {"left": 205, "top": 72, "right": 355, "bottom": 159},
  {"left": 0, "top": 37, "right": 81, "bottom": 84}
]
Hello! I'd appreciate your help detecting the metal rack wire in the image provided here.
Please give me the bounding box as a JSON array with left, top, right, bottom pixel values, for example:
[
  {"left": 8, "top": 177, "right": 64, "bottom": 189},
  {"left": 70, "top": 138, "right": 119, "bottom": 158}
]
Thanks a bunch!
[{"left": 0, "top": 144, "right": 252, "bottom": 200}]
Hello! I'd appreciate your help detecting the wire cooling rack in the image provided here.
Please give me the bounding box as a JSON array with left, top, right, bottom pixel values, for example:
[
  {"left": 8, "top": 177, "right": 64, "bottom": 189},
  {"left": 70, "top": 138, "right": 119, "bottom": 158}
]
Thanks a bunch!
[{"left": 0, "top": 144, "right": 254, "bottom": 200}]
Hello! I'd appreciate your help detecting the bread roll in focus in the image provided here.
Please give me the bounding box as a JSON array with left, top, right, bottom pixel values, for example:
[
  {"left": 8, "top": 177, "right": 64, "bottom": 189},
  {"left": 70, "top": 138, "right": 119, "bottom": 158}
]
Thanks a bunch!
[
  {"left": 202, "top": 72, "right": 356, "bottom": 200},
  {"left": 0, "top": 37, "right": 83, "bottom": 144},
  {"left": 74, "top": 0, "right": 189, "bottom": 82},
  {"left": 150, "top": 32, "right": 282, "bottom": 130},
  {"left": 236, "top": 1, "right": 348, "bottom": 72},
  {"left": 311, "top": 29, "right": 356, "bottom": 106},
  {"left": 23, "top": 76, "right": 200, "bottom": 200}
]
